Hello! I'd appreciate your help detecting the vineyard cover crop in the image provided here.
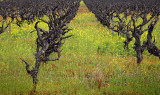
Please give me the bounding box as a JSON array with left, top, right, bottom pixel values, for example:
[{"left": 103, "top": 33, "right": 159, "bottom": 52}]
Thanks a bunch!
[{"left": 0, "top": 0, "right": 160, "bottom": 94}]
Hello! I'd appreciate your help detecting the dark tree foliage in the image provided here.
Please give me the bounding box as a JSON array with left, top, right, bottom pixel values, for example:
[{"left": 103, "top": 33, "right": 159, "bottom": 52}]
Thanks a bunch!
[
  {"left": 84, "top": 0, "right": 160, "bottom": 63},
  {"left": 0, "top": 0, "right": 80, "bottom": 92}
]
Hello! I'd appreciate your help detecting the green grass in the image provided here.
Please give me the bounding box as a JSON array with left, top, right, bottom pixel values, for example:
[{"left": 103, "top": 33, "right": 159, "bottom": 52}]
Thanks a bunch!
[{"left": 0, "top": 1, "right": 160, "bottom": 95}]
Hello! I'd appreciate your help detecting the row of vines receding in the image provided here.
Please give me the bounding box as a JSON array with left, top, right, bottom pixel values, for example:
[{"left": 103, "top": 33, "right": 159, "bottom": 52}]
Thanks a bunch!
[
  {"left": 84, "top": 0, "right": 160, "bottom": 64},
  {"left": 0, "top": 0, "right": 80, "bottom": 93}
]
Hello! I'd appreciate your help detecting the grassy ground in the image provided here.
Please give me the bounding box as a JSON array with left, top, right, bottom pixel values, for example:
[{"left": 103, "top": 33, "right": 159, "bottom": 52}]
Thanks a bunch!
[{"left": 0, "top": 1, "right": 160, "bottom": 95}]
